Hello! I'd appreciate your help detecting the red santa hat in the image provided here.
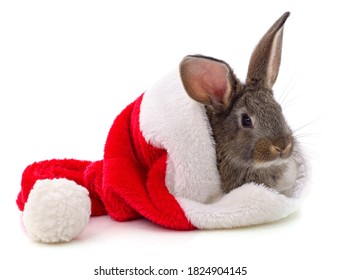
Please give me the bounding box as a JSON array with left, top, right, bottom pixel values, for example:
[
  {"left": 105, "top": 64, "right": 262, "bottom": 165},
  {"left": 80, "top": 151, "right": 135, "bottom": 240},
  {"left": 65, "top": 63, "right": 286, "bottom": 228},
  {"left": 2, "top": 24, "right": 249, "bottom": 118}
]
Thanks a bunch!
[{"left": 16, "top": 68, "right": 309, "bottom": 243}]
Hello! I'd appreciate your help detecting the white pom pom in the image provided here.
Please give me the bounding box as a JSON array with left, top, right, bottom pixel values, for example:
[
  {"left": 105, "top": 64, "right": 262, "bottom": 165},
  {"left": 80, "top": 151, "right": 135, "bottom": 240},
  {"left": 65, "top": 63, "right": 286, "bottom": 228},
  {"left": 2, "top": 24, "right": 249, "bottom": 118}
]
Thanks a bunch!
[{"left": 22, "top": 179, "right": 91, "bottom": 243}]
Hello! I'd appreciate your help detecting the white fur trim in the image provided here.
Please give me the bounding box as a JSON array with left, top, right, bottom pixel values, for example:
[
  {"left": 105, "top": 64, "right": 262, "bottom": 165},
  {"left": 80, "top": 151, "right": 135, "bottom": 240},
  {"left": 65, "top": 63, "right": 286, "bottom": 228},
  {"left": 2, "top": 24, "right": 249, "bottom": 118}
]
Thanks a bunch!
[
  {"left": 140, "top": 69, "right": 222, "bottom": 203},
  {"left": 22, "top": 179, "right": 91, "bottom": 243},
  {"left": 177, "top": 155, "right": 309, "bottom": 229}
]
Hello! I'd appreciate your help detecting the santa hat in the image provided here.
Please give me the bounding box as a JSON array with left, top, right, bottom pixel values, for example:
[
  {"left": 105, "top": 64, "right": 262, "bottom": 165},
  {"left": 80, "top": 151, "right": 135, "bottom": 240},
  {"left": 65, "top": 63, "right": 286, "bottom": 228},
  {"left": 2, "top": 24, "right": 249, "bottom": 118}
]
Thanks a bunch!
[{"left": 16, "top": 69, "right": 309, "bottom": 243}]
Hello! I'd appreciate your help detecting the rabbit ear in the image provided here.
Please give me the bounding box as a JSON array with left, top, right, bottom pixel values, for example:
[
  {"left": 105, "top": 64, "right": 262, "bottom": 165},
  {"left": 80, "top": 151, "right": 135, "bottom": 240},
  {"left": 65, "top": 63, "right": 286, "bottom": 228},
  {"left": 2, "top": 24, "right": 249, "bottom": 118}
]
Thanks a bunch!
[
  {"left": 180, "top": 55, "right": 238, "bottom": 110},
  {"left": 246, "top": 12, "right": 290, "bottom": 89}
]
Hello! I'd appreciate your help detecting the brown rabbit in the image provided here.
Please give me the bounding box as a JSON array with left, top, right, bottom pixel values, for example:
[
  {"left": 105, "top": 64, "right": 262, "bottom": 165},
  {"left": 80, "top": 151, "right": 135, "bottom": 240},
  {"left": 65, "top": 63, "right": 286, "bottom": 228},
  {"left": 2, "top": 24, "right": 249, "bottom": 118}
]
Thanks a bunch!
[{"left": 180, "top": 12, "right": 296, "bottom": 193}]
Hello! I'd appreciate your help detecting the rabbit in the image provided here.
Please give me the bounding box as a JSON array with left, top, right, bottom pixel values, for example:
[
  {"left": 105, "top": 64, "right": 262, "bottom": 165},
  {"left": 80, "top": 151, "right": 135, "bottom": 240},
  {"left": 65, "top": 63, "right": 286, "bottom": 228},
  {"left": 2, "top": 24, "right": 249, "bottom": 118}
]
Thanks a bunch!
[{"left": 180, "top": 12, "right": 296, "bottom": 194}]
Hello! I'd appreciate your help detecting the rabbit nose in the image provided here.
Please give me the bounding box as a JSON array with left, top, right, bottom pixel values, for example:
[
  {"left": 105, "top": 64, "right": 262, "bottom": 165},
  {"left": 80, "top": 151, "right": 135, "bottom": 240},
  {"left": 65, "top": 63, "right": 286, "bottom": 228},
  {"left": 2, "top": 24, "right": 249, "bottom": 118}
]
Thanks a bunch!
[{"left": 271, "top": 142, "right": 292, "bottom": 159}]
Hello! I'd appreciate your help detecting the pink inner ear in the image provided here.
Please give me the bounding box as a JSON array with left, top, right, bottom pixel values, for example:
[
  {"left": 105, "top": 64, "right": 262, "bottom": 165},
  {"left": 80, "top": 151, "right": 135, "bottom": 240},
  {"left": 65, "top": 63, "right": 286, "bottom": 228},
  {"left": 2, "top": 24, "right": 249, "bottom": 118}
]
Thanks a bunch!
[
  {"left": 201, "top": 62, "right": 228, "bottom": 105},
  {"left": 180, "top": 56, "right": 229, "bottom": 106}
]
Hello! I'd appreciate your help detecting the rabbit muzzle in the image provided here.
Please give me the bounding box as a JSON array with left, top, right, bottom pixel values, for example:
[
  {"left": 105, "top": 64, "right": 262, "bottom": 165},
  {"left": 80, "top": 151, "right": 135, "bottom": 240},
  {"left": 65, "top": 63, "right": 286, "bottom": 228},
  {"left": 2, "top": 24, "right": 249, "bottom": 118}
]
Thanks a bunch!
[{"left": 253, "top": 135, "right": 293, "bottom": 165}]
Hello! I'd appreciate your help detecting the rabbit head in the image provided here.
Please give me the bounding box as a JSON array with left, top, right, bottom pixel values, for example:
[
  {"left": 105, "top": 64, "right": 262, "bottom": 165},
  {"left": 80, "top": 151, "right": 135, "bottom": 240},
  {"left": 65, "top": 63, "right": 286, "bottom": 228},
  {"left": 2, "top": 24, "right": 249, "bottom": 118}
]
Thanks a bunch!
[{"left": 180, "top": 12, "right": 295, "bottom": 193}]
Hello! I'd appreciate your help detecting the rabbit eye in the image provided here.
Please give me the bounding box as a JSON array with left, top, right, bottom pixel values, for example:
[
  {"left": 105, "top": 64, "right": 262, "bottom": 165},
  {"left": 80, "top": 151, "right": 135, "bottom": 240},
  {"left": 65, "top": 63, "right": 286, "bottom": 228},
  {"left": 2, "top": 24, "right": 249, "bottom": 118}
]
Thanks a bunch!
[{"left": 241, "top": 114, "right": 253, "bottom": 128}]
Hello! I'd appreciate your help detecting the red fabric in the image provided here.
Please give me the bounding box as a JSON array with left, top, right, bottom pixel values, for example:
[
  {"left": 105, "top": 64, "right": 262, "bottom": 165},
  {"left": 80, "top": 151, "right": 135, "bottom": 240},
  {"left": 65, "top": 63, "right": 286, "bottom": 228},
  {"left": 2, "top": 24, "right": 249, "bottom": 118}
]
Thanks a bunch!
[{"left": 17, "top": 94, "right": 195, "bottom": 230}]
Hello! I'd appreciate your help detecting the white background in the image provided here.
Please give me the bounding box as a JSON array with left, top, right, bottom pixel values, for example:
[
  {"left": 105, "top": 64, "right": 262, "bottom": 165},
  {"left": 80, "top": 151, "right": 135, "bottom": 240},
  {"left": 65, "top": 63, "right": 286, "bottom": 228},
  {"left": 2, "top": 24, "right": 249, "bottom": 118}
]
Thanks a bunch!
[{"left": 0, "top": 0, "right": 339, "bottom": 279}]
